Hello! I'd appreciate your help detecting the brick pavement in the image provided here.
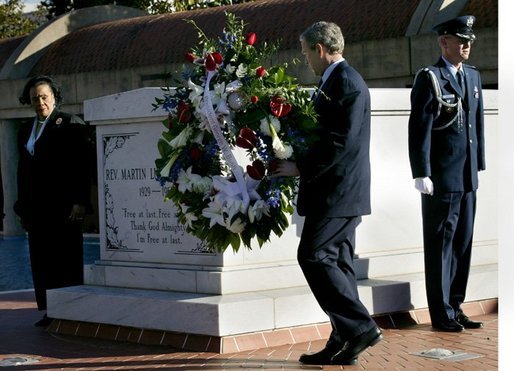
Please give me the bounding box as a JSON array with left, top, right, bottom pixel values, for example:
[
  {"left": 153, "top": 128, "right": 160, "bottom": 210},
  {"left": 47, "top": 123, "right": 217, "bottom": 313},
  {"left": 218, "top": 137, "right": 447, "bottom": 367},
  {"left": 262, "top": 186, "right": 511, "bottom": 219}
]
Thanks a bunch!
[{"left": 0, "top": 290, "right": 498, "bottom": 370}]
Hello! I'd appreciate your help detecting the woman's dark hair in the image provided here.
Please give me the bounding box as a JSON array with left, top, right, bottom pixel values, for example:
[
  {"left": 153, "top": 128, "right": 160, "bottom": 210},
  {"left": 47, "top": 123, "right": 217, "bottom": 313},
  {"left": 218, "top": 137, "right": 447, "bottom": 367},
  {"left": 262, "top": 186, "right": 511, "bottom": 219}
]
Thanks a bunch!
[{"left": 19, "top": 75, "right": 63, "bottom": 105}]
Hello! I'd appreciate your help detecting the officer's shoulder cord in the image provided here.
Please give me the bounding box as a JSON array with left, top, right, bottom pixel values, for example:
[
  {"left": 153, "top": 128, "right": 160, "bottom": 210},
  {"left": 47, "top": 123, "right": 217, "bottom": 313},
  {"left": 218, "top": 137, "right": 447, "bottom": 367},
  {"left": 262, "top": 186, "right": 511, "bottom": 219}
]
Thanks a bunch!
[{"left": 413, "top": 68, "right": 463, "bottom": 131}]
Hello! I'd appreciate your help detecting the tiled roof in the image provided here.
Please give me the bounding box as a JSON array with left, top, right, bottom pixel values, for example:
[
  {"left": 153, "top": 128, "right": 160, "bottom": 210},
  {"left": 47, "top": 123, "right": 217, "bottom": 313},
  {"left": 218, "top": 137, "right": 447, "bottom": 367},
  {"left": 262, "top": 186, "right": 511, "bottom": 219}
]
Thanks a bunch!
[
  {"left": 29, "top": 0, "right": 497, "bottom": 76},
  {"left": 463, "top": 0, "right": 498, "bottom": 28},
  {"left": 0, "top": 36, "right": 26, "bottom": 71},
  {"left": 30, "top": 0, "right": 422, "bottom": 75}
]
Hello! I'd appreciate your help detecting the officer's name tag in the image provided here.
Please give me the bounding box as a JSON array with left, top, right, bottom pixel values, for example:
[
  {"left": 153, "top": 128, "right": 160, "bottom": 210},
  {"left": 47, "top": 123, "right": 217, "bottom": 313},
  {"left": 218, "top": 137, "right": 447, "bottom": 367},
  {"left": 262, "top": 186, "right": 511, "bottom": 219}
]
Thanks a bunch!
[{"left": 442, "top": 94, "right": 455, "bottom": 100}]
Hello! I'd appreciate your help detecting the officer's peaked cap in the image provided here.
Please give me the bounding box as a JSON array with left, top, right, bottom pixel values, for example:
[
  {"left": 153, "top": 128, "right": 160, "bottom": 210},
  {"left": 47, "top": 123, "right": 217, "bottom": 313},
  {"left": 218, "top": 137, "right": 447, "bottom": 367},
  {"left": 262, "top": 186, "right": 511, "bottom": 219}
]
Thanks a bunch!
[{"left": 432, "top": 15, "right": 476, "bottom": 41}]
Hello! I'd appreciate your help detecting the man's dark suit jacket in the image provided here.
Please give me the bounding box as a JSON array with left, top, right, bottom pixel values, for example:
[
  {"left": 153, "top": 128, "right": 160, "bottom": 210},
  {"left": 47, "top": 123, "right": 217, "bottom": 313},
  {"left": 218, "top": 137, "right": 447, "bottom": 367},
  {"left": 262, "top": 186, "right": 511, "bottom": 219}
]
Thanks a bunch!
[
  {"left": 296, "top": 60, "right": 371, "bottom": 218},
  {"left": 408, "top": 57, "right": 485, "bottom": 192}
]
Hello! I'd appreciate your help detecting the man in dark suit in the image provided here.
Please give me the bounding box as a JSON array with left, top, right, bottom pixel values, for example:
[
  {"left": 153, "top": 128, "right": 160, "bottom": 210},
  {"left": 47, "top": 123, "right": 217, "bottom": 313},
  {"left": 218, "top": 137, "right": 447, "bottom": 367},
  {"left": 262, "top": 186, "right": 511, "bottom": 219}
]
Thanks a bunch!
[
  {"left": 408, "top": 16, "right": 485, "bottom": 332},
  {"left": 274, "top": 21, "right": 382, "bottom": 365},
  {"left": 15, "top": 76, "right": 91, "bottom": 327}
]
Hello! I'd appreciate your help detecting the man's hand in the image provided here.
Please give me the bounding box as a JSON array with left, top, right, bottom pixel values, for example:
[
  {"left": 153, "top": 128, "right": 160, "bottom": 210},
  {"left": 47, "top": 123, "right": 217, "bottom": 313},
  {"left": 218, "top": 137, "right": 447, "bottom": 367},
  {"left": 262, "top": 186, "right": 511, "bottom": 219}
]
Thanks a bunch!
[
  {"left": 271, "top": 160, "right": 300, "bottom": 177},
  {"left": 414, "top": 177, "right": 434, "bottom": 195}
]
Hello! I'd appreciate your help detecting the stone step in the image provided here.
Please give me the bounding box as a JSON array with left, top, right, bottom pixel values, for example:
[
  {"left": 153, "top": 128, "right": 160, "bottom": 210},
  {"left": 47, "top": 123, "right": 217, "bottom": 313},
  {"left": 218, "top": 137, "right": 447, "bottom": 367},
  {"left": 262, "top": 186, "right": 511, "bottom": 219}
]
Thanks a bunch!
[
  {"left": 48, "top": 263, "right": 497, "bottom": 337},
  {"left": 84, "top": 240, "right": 497, "bottom": 295}
]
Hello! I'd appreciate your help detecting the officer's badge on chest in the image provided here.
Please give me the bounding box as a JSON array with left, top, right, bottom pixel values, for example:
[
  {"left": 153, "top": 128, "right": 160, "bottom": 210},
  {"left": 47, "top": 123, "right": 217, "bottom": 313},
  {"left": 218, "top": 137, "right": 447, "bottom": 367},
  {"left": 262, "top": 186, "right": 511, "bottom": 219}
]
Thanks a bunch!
[{"left": 473, "top": 86, "right": 479, "bottom": 99}]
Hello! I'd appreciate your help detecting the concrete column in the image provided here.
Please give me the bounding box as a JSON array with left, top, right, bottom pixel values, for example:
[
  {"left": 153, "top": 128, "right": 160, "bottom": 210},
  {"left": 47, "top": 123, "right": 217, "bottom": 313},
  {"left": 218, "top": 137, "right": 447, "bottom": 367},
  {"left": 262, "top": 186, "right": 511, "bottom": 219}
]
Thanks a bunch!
[{"left": 0, "top": 119, "right": 24, "bottom": 236}]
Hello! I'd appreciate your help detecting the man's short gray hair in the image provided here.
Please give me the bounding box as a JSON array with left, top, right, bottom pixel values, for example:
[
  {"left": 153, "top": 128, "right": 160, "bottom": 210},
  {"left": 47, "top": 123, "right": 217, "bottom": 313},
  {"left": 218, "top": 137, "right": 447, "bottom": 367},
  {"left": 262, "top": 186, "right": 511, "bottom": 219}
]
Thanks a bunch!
[{"left": 300, "top": 21, "right": 345, "bottom": 54}]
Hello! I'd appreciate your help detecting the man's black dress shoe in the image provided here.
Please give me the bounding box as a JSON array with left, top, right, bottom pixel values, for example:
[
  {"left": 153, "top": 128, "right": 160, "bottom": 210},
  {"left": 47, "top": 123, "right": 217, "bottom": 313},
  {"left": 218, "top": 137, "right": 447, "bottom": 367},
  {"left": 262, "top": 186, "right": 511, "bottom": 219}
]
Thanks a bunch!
[
  {"left": 299, "top": 346, "right": 340, "bottom": 365},
  {"left": 456, "top": 312, "right": 483, "bottom": 329},
  {"left": 432, "top": 319, "right": 464, "bottom": 332},
  {"left": 331, "top": 327, "right": 383, "bottom": 363},
  {"left": 34, "top": 314, "right": 53, "bottom": 327},
  {"left": 299, "top": 346, "right": 358, "bottom": 365}
]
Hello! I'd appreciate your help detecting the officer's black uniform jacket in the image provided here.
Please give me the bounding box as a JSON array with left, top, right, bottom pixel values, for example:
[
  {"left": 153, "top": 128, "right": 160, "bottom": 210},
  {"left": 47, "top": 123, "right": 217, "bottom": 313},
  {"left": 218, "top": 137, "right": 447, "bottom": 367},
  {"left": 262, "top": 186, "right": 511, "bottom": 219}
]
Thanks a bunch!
[{"left": 408, "top": 57, "right": 485, "bottom": 193}]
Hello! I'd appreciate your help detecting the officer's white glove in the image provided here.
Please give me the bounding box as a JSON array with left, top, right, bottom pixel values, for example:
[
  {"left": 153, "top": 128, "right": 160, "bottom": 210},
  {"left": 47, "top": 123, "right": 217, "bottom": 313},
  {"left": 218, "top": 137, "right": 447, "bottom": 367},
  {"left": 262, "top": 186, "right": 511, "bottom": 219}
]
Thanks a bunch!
[{"left": 414, "top": 177, "right": 434, "bottom": 195}]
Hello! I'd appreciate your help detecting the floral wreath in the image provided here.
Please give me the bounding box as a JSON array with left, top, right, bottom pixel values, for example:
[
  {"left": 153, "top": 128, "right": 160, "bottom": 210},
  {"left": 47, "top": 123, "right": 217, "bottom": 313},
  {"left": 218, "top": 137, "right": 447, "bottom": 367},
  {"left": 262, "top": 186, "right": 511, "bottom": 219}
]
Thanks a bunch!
[{"left": 154, "top": 12, "right": 317, "bottom": 252}]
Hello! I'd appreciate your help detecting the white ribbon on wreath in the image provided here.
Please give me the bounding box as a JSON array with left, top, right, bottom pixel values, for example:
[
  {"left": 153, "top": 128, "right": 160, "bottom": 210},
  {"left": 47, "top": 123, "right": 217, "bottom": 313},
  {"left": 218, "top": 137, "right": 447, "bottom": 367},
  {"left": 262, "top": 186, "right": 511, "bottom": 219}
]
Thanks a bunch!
[{"left": 202, "top": 70, "right": 250, "bottom": 212}]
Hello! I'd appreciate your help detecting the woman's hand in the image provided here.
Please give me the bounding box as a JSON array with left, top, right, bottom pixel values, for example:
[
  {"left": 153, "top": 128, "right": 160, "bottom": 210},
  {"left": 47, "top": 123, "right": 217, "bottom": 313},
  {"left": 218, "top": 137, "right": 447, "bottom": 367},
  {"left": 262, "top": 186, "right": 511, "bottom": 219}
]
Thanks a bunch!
[{"left": 69, "top": 204, "right": 86, "bottom": 222}]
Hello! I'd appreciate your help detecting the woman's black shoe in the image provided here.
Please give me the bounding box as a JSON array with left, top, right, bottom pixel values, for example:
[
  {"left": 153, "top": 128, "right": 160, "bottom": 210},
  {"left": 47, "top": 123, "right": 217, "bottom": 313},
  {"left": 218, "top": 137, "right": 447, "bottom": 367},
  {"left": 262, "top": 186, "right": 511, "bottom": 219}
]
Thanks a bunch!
[{"left": 34, "top": 314, "right": 53, "bottom": 327}]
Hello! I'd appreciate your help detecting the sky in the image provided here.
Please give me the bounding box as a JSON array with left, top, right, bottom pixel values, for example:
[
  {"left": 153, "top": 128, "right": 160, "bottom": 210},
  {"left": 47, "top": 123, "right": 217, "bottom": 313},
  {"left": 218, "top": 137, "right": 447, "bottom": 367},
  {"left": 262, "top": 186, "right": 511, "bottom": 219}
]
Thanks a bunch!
[{"left": 23, "top": 0, "right": 40, "bottom": 12}]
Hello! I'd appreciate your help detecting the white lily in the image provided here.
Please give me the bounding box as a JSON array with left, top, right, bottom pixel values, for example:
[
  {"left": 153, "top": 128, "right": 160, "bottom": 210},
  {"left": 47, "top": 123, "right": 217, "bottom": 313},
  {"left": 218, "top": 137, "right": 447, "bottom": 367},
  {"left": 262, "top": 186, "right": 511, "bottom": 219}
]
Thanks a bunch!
[
  {"left": 212, "top": 82, "right": 226, "bottom": 101},
  {"left": 180, "top": 204, "right": 198, "bottom": 229},
  {"left": 269, "top": 122, "right": 293, "bottom": 159},
  {"left": 188, "top": 79, "right": 204, "bottom": 107},
  {"left": 159, "top": 153, "right": 179, "bottom": 177},
  {"left": 226, "top": 216, "right": 246, "bottom": 234},
  {"left": 248, "top": 199, "right": 271, "bottom": 223},
  {"left": 196, "top": 102, "right": 213, "bottom": 132},
  {"left": 176, "top": 166, "right": 202, "bottom": 193},
  {"left": 223, "top": 196, "right": 245, "bottom": 220},
  {"left": 212, "top": 82, "right": 230, "bottom": 115},
  {"left": 202, "top": 197, "right": 226, "bottom": 228},
  {"left": 260, "top": 115, "right": 281, "bottom": 137},
  {"left": 236, "top": 63, "right": 248, "bottom": 79},
  {"left": 170, "top": 126, "right": 193, "bottom": 148},
  {"left": 274, "top": 142, "right": 294, "bottom": 159},
  {"left": 225, "top": 64, "right": 236, "bottom": 75}
]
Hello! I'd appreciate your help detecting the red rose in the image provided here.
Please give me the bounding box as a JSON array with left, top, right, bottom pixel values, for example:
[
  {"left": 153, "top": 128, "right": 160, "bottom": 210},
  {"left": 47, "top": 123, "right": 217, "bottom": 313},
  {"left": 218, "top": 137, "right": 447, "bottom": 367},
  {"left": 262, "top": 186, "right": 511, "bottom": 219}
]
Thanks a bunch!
[
  {"left": 205, "top": 55, "right": 217, "bottom": 71},
  {"left": 245, "top": 32, "right": 257, "bottom": 45},
  {"left": 177, "top": 101, "right": 192, "bottom": 123},
  {"left": 236, "top": 127, "right": 257, "bottom": 149},
  {"left": 190, "top": 147, "right": 202, "bottom": 161},
  {"left": 247, "top": 160, "right": 266, "bottom": 180},
  {"left": 256, "top": 66, "right": 266, "bottom": 78},
  {"left": 213, "top": 52, "right": 223, "bottom": 64},
  {"left": 205, "top": 52, "right": 223, "bottom": 71},
  {"left": 270, "top": 96, "right": 292, "bottom": 118},
  {"left": 185, "top": 52, "right": 196, "bottom": 63},
  {"left": 250, "top": 95, "right": 259, "bottom": 104}
]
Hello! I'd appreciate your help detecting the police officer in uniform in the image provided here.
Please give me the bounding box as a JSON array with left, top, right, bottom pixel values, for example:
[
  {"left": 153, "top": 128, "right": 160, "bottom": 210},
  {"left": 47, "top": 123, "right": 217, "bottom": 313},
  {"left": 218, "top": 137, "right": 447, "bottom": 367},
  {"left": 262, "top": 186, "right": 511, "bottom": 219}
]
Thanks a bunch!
[{"left": 408, "top": 15, "right": 485, "bottom": 332}]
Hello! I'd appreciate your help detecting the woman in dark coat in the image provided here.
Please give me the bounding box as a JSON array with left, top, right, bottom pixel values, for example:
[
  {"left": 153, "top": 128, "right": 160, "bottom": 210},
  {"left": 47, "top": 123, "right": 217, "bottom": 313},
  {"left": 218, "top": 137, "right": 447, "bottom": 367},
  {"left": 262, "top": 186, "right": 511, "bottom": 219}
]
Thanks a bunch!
[{"left": 15, "top": 76, "right": 91, "bottom": 327}]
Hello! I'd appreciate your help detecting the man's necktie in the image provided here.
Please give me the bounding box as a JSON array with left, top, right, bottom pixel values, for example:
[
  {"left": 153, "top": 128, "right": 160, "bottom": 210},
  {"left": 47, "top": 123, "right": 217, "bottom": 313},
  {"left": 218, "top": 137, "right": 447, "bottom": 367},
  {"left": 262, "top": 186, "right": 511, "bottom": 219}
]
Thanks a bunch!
[
  {"left": 457, "top": 70, "right": 466, "bottom": 97},
  {"left": 313, "top": 79, "right": 323, "bottom": 101}
]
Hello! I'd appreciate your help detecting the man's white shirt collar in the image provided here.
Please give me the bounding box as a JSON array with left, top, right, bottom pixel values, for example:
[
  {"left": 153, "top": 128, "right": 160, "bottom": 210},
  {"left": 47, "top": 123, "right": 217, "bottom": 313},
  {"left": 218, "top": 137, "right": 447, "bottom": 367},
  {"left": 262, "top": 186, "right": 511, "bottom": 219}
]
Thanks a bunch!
[
  {"left": 320, "top": 58, "right": 345, "bottom": 89},
  {"left": 441, "top": 56, "right": 462, "bottom": 78}
]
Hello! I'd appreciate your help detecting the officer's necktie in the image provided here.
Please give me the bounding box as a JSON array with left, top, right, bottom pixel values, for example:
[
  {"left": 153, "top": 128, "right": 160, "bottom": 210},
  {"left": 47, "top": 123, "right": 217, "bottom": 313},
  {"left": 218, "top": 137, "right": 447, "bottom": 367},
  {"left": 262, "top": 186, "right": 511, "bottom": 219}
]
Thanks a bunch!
[{"left": 457, "top": 69, "right": 466, "bottom": 98}]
